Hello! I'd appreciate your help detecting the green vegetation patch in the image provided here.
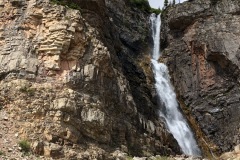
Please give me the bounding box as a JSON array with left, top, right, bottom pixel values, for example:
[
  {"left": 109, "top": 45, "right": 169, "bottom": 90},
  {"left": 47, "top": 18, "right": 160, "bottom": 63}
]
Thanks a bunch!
[
  {"left": 50, "top": 0, "right": 81, "bottom": 10},
  {"left": 19, "top": 140, "right": 31, "bottom": 153},
  {"left": 130, "top": 0, "right": 161, "bottom": 14},
  {"left": 19, "top": 86, "right": 36, "bottom": 96},
  {"left": 130, "top": 0, "right": 151, "bottom": 11},
  {"left": 126, "top": 156, "right": 133, "bottom": 160},
  {"left": 156, "top": 156, "right": 170, "bottom": 160},
  {"left": 150, "top": 8, "right": 161, "bottom": 14},
  {"left": 0, "top": 150, "right": 5, "bottom": 155}
]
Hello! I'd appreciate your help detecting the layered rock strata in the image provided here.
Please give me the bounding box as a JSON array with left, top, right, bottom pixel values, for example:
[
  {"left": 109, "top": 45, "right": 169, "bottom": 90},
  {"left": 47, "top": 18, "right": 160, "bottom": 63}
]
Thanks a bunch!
[{"left": 0, "top": 0, "right": 180, "bottom": 159}]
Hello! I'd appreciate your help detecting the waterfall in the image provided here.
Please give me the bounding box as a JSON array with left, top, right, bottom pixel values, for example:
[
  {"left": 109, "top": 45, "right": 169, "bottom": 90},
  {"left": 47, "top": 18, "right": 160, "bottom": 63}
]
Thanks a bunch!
[{"left": 150, "top": 14, "right": 201, "bottom": 156}]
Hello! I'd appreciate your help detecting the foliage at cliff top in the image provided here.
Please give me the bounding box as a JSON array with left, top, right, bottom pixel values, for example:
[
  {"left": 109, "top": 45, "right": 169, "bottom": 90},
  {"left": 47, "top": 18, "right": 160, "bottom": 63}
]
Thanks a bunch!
[
  {"left": 51, "top": 0, "right": 161, "bottom": 15},
  {"left": 50, "top": 0, "right": 81, "bottom": 10},
  {"left": 130, "top": 0, "right": 161, "bottom": 14}
]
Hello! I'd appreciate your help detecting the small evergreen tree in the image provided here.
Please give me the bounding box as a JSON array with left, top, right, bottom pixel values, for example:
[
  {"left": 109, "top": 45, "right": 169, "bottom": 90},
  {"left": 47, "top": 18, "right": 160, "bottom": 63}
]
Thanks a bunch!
[
  {"left": 164, "top": 0, "right": 168, "bottom": 7},
  {"left": 173, "top": 0, "right": 176, "bottom": 5}
]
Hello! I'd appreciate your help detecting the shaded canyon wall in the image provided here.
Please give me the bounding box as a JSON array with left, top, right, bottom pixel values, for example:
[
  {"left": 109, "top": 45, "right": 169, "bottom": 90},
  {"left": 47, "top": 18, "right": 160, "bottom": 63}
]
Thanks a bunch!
[{"left": 161, "top": 0, "right": 240, "bottom": 154}]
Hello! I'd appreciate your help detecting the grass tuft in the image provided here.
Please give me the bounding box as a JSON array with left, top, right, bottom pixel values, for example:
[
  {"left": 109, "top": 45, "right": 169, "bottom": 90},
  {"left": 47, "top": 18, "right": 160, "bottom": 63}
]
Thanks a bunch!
[
  {"left": 19, "top": 140, "right": 31, "bottom": 153},
  {"left": 0, "top": 150, "right": 5, "bottom": 155}
]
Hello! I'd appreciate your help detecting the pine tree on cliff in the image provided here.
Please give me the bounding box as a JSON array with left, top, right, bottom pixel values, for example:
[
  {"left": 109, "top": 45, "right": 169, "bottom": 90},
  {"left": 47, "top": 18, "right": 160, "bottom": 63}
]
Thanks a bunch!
[
  {"left": 164, "top": 0, "right": 168, "bottom": 7},
  {"left": 173, "top": 0, "right": 176, "bottom": 5}
]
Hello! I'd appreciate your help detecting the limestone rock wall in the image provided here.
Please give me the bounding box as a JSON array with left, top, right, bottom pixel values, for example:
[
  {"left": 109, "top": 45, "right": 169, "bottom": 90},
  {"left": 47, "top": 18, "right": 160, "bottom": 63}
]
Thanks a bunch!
[
  {"left": 0, "top": 0, "right": 180, "bottom": 159},
  {"left": 161, "top": 0, "right": 240, "bottom": 154}
]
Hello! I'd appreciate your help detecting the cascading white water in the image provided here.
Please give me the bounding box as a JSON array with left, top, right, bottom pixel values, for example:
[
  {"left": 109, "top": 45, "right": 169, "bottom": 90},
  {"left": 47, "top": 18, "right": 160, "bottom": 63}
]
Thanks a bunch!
[{"left": 150, "top": 14, "right": 201, "bottom": 156}]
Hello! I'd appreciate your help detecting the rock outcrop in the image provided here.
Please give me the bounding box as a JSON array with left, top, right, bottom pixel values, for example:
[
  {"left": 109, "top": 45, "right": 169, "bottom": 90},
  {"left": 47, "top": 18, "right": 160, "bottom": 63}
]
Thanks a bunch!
[
  {"left": 220, "top": 144, "right": 240, "bottom": 160},
  {"left": 0, "top": 0, "right": 180, "bottom": 159},
  {"left": 161, "top": 0, "right": 240, "bottom": 155}
]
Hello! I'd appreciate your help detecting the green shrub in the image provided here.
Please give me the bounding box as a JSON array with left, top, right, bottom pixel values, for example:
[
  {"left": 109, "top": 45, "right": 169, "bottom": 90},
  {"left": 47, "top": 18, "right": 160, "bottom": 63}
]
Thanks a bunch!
[
  {"left": 130, "top": 0, "right": 151, "bottom": 11},
  {"left": 150, "top": 8, "right": 161, "bottom": 14},
  {"left": 19, "top": 140, "right": 31, "bottom": 153},
  {"left": 126, "top": 156, "right": 133, "bottom": 160},
  {"left": 0, "top": 150, "right": 5, "bottom": 155},
  {"left": 19, "top": 86, "right": 36, "bottom": 96},
  {"left": 130, "top": 0, "right": 161, "bottom": 14}
]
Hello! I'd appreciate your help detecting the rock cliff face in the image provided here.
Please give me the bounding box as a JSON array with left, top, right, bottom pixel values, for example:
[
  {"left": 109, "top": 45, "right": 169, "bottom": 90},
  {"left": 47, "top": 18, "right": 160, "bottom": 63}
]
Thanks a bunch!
[
  {"left": 161, "top": 0, "right": 240, "bottom": 155},
  {"left": 0, "top": 0, "right": 180, "bottom": 159}
]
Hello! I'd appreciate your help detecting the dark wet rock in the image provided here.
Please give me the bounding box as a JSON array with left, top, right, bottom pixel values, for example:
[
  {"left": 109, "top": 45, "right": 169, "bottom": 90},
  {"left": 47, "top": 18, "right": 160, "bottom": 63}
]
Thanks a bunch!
[{"left": 161, "top": 0, "right": 240, "bottom": 154}]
